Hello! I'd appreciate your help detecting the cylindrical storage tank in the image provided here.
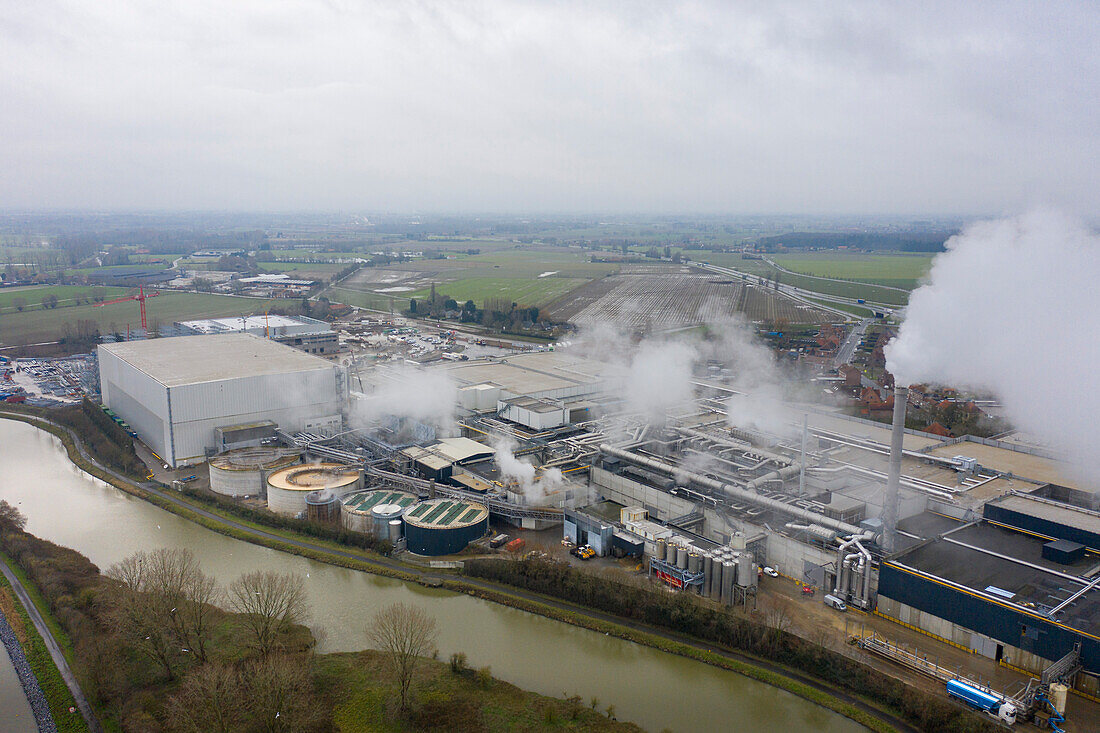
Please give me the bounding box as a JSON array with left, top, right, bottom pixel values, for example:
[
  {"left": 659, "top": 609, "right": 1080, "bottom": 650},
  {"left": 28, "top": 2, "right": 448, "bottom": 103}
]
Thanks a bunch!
[
  {"left": 701, "top": 553, "right": 712, "bottom": 595},
  {"left": 736, "top": 554, "right": 754, "bottom": 587},
  {"left": 372, "top": 503, "right": 406, "bottom": 537},
  {"left": 266, "top": 463, "right": 362, "bottom": 516},
  {"left": 1050, "top": 683, "right": 1068, "bottom": 715},
  {"left": 709, "top": 556, "right": 722, "bottom": 601},
  {"left": 341, "top": 489, "right": 418, "bottom": 534},
  {"left": 305, "top": 489, "right": 340, "bottom": 524},
  {"left": 722, "top": 561, "right": 736, "bottom": 604},
  {"left": 665, "top": 541, "right": 677, "bottom": 563},
  {"left": 388, "top": 519, "right": 402, "bottom": 543},
  {"left": 676, "top": 546, "right": 688, "bottom": 569},
  {"left": 209, "top": 448, "right": 300, "bottom": 497},
  {"left": 403, "top": 498, "right": 489, "bottom": 556},
  {"left": 655, "top": 539, "right": 667, "bottom": 564},
  {"left": 688, "top": 552, "right": 700, "bottom": 574}
]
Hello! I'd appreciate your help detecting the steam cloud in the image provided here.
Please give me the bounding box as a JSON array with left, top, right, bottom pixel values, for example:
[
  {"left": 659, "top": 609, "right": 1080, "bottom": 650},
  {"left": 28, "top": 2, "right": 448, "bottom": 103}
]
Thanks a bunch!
[
  {"left": 351, "top": 364, "right": 458, "bottom": 431},
  {"left": 885, "top": 210, "right": 1100, "bottom": 482},
  {"left": 571, "top": 314, "right": 793, "bottom": 436},
  {"left": 493, "top": 438, "right": 563, "bottom": 504}
]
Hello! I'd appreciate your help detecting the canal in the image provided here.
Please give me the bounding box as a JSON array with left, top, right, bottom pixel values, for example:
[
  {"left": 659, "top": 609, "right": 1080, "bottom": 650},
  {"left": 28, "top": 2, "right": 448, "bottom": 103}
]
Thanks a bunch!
[{"left": 0, "top": 419, "right": 864, "bottom": 732}]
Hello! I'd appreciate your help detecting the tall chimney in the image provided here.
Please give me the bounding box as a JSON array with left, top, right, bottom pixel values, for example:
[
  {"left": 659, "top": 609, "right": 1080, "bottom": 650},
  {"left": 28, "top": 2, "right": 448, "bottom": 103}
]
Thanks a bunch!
[{"left": 882, "top": 386, "right": 908, "bottom": 554}]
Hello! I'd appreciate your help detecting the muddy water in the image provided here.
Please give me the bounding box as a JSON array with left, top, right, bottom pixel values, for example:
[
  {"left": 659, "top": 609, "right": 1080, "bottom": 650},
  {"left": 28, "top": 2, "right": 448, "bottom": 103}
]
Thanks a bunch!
[{"left": 0, "top": 419, "right": 864, "bottom": 732}]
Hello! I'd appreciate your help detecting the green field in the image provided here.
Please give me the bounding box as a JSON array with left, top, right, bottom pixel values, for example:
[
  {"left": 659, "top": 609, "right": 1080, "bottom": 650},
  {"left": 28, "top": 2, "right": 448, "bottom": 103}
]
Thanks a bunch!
[
  {"left": 0, "top": 285, "right": 130, "bottom": 313},
  {"left": 330, "top": 249, "right": 618, "bottom": 311},
  {"left": 0, "top": 291, "right": 282, "bottom": 346},
  {"left": 771, "top": 253, "right": 934, "bottom": 290},
  {"left": 407, "top": 275, "right": 590, "bottom": 307}
]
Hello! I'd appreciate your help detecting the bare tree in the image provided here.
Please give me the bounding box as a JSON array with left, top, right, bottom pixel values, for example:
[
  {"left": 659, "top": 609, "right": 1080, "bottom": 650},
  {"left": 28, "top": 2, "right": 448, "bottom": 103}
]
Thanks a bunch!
[
  {"left": 366, "top": 602, "right": 438, "bottom": 711},
  {"left": 762, "top": 596, "right": 794, "bottom": 635},
  {"left": 0, "top": 500, "right": 27, "bottom": 531},
  {"left": 227, "top": 571, "right": 308, "bottom": 657},
  {"left": 165, "top": 663, "right": 245, "bottom": 733},
  {"left": 105, "top": 548, "right": 220, "bottom": 676},
  {"left": 244, "top": 653, "right": 320, "bottom": 732}
]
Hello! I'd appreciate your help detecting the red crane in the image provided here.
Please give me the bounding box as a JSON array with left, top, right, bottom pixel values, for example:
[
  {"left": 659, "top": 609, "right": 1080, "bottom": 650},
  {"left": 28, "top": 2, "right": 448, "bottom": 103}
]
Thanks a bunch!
[{"left": 94, "top": 286, "right": 159, "bottom": 331}]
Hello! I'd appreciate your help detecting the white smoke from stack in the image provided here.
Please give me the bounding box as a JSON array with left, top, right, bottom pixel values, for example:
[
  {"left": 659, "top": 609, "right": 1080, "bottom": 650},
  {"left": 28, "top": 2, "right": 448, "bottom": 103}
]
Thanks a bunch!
[
  {"left": 885, "top": 210, "right": 1100, "bottom": 484},
  {"left": 351, "top": 364, "right": 458, "bottom": 432},
  {"left": 493, "top": 437, "right": 563, "bottom": 503}
]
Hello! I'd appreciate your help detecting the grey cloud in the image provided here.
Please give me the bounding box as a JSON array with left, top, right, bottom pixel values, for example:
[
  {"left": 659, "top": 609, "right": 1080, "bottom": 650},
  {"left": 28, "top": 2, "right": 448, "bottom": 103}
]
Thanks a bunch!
[{"left": 1, "top": 1, "right": 1098, "bottom": 213}]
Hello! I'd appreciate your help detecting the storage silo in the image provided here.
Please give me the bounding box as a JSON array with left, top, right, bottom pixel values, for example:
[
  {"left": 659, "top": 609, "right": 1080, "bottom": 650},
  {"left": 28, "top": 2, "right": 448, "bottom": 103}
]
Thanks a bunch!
[
  {"left": 265, "top": 463, "right": 362, "bottom": 516},
  {"left": 737, "top": 554, "right": 756, "bottom": 587},
  {"left": 709, "top": 557, "right": 722, "bottom": 601},
  {"left": 688, "top": 552, "right": 700, "bottom": 574},
  {"left": 655, "top": 539, "right": 667, "bottom": 563},
  {"left": 341, "top": 489, "right": 418, "bottom": 534},
  {"left": 372, "top": 504, "right": 406, "bottom": 537},
  {"left": 722, "top": 561, "right": 736, "bottom": 604},
  {"left": 305, "top": 489, "right": 340, "bottom": 523},
  {"left": 388, "top": 519, "right": 402, "bottom": 543},
  {"left": 701, "top": 553, "right": 712, "bottom": 595},
  {"left": 403, "top": 498, "right": 489, "bottom": 556},
  {"left": 675, "top": 546, "right": 688, "bottom": 569},
  {"left": 209, "top": 447, "right": 300, "bottom": 497}
]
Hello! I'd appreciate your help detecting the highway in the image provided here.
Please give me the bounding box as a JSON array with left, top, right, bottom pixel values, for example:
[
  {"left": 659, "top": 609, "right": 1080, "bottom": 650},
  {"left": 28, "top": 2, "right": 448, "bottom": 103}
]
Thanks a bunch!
[{"left": 696, "top": 262, "right": 902, "bottom": 320}]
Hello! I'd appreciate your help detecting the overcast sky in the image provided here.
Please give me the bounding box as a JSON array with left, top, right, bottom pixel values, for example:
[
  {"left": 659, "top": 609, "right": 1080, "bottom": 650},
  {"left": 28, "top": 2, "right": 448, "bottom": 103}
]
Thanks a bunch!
[{"left": 2, "top": 1, "right": 1097, "bottom": 214}]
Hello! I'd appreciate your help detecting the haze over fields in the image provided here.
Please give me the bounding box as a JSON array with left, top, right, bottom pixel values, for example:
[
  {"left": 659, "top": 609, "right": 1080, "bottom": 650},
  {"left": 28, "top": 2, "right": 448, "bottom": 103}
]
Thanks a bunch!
[{"left": 2, "top": 2, "right": 1098, "bottom": 214}]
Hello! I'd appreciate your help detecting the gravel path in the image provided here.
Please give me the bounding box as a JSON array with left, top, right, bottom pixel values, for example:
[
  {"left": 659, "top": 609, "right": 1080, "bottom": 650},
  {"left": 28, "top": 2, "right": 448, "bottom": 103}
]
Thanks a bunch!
[{"left": 0, "top": 609, "right": 57, "bottom": 732}]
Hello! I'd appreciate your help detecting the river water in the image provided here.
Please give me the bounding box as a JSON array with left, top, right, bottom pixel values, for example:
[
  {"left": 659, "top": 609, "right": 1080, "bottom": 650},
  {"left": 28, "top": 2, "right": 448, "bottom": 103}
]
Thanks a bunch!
[{"left": 0, "top": 419, "right": 863, "bottom": 732}]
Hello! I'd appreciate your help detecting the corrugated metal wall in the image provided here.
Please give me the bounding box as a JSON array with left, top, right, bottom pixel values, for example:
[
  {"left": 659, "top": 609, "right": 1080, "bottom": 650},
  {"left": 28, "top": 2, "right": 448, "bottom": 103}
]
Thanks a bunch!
[
  {"left": 97, "top": 346, "right": 172, "bottom": 462},
  {"left": 878, "top": 563, "right": 1100, "bottom": 674},
  {"left": 168, "top": 367, "right": 345, "bottom": 464},
  {"left": 983, "top": 503, "right": 1100, "bottom": 551}
]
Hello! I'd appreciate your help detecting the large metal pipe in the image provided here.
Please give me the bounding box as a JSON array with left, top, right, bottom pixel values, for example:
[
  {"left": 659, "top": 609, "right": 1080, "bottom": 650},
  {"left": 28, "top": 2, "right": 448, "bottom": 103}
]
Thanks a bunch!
[
  {"left": 882, "top": 386, "right": 908, "bottom": 554},
  {"left": 599, "top": 444, "right": 872, "bottom": 539}
]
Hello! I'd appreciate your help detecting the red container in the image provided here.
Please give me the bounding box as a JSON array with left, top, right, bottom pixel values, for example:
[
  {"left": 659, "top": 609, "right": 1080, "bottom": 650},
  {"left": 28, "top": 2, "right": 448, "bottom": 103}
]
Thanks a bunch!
[{"left": 504, "top": 538, "right": 526, "bottom": 553}]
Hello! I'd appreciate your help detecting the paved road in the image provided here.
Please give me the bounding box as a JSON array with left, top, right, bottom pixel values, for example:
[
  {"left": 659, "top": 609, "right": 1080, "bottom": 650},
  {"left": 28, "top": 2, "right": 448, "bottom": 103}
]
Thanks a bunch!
[
  {"left": 835, "top": 318, "right": 873, "bottom": 366},
  {"left": 761, "top": 257, "right": 912, "bottom": 295},
  {"left": 0, "top": 559, "right": 101, "bottom": 732},
  {"left": 5, "top": 411, "right": 919, "bottom": 733}
]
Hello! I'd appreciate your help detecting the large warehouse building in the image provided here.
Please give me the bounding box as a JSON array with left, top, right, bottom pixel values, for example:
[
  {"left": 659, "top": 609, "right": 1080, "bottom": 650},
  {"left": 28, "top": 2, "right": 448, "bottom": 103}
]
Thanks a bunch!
[{"left": 99, "top": 333, "right": 347, "bottom": 467}]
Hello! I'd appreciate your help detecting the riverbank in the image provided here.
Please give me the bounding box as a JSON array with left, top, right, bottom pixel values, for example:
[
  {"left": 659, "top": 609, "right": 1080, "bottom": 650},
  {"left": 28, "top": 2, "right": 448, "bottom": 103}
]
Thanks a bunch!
[
  {"left": 0, "top": 409, "right": 929, "bottom": 731},
  {"left": 0, "top": 564, "right": 83, "bottom": 732},
  {"left": 0, "top": 515, "right": 641, "bottom": 732}
]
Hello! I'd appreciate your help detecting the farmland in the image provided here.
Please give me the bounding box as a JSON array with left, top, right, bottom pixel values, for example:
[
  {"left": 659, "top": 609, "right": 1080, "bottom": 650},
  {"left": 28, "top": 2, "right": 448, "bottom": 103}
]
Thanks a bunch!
[
  {"left": 0, "top": 291, "right": 282, "bottom": 347},
  {"left": 329, "top": 248, "right": 618, "bottom": 311},
  {"left": 0, "top": 285, "right": 129, "bottom": 313},
  {"left": 544, "top": 264, "right": 837, "bottom": 331},
  {"left": 770, "top": 252, "right": 934, "bottom": 290}
]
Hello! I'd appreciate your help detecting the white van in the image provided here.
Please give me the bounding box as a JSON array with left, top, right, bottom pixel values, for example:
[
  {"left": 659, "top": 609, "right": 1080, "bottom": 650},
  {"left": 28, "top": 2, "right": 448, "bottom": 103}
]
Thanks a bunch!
[{"left": 824, "top": 594, "right": 847, "bottom": 611}]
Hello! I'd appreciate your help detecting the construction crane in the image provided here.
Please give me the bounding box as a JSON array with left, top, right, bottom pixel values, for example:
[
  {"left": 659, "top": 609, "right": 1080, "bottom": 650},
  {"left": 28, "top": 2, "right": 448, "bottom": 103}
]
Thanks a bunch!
[{"left": 94, "top": 286, "right": 159, "bottom": 331}]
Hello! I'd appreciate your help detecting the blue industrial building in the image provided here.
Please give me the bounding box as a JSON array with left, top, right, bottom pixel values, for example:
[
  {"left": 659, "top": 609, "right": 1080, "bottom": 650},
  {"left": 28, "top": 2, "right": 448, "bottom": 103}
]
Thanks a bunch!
[{"left": 876, "top": 490, "right": 1100, "bottom": 699}]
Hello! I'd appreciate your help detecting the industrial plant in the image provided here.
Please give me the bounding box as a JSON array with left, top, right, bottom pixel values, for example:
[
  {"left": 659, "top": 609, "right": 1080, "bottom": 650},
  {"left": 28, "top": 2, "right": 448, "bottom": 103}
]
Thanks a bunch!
[{"left": 90, "top": 327, "right": 1099, "bottom": 729}]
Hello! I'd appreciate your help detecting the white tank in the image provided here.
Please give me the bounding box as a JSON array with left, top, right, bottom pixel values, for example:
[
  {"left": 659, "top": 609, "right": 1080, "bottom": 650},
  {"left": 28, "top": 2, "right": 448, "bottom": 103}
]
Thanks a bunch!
[
  {"left": 372, "top": 503, "right": 406, "bottom": 537},
  {"left": 265, "top": 463, "right": 362, "bottom": 516},
  {"left": 1049, "top": 683, "right": 1068, "bottom": 715},
  {"left": 388, "top": 519, "right": 403, "bottom": 542},
  {"left": 209, "top": 448, "right": 299, "bottom": 497}
]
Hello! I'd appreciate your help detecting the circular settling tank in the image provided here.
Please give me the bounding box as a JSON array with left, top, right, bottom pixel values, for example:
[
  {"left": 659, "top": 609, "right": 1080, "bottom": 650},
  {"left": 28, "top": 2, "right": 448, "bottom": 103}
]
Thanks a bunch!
[
  {"left": 340, "top": 489, "right": 418, "bottom": 534},
  {"left": 403, "top": 497, "right": 489, "bottom": 556},
  {"left": 265, "top": 463, "right": 362, "bottom": 516},
  {"left": 208, "top": 447, "right": 300, "bottom": 497}
]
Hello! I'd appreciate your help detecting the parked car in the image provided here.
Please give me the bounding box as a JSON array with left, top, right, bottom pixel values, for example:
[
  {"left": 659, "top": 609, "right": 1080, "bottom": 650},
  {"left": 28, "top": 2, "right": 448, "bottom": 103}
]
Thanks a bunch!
[{"left": 762, "top": 566, "right": 779, "bottom": 578}]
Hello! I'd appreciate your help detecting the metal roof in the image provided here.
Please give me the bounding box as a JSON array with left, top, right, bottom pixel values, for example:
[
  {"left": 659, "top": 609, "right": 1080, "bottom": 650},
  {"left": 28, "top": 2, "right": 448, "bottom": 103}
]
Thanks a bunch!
[
  {"left": 404, "top": 498, "right": 488, "bottom": 529},
  {"left": 99, "top": 333, "right": 336, "bottom": 387}
]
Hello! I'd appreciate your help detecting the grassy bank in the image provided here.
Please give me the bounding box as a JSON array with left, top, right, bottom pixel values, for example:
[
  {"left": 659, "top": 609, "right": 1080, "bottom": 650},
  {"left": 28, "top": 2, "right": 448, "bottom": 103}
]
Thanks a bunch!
[{"left": 0, "top": 567, "right": 88, "bottom": 732}]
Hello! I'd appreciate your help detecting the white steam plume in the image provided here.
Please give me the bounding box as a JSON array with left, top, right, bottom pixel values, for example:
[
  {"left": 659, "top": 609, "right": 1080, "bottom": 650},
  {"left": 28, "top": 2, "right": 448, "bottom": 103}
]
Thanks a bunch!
[
  {"left": 351, "top": 364, "right": 458, "bottom": 431},
  {"left": 624, "top": 340, "right": 698, "bottom": 426},
  {"left": 885, "top": 210, "right": 1100, "bottom": 483},
  {"left": 493, "top": 437, "right": 563, "bottom": 503}
]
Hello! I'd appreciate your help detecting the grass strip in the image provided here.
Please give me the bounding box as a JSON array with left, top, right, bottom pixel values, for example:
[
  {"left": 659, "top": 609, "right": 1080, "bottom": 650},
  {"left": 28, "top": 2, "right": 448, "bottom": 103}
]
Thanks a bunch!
[{"left": 0, "top": 572, "right": 87, "bottom": 733}]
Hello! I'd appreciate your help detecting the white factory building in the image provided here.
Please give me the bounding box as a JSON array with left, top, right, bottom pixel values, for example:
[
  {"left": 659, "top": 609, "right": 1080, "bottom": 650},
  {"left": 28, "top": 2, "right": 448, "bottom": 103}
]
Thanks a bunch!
[{"left": 98, "top": 333, "right": 347, "bottom": 467}]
